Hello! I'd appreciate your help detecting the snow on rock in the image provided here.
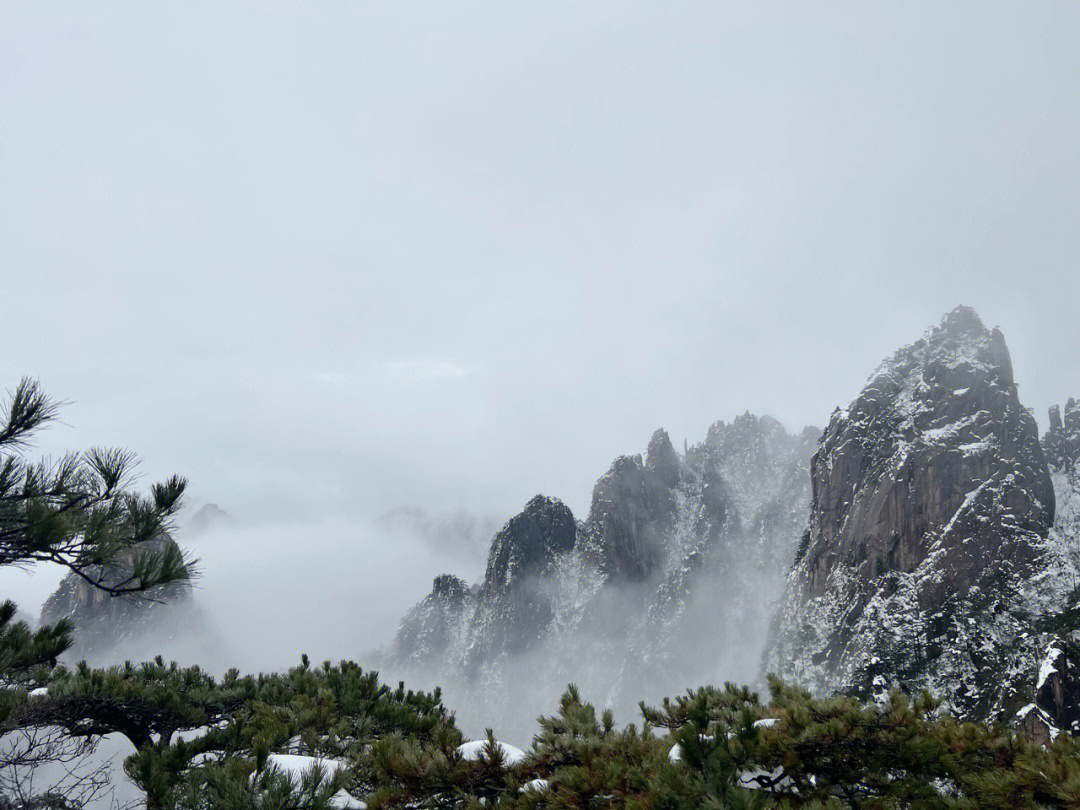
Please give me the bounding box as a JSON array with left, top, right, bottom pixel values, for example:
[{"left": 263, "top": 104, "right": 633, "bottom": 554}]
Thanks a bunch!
[
  {"left": 1037, "top": 644, "right": 1065, "bottom": 691},
  {"left": 389, "top": 415, "right": 817, "bottom": 742},
  {"left": 519, "top": 778, "right": 550, "bottom": 793},
  {"left": 456, "top": 740, "right": 527, "bottom": 766},
  {"left": 766, "top": 306, "right": 1072, "bottom": 727},
  {"left": 328, "top": 791, "right": 367, "bottom": 810},
  {"left": 265, "top": 753, "right": 348, "bottom": 779}
]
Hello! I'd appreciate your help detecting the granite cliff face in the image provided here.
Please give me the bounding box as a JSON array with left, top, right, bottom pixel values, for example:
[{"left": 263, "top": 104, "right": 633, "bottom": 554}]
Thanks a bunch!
[
  {"left": 801, "top": 306, "right": 1052, "bottom": 603},
  {"left": 466, "top": 495, "right": 576, "bottom": 667},
  {"left": 766, "top": 307, "right": 1079, "bottom": 729},
  {"left": 582, "top": 430, "right": 683, "bottom": 582},
  {"left": 388, "top": 418, "right": 817, "bottom": 739}
]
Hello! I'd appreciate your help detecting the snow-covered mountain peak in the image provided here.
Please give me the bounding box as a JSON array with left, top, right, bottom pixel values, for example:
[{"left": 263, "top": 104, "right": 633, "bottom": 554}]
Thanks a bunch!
[{"left": 767, "top": 307, "right": 1074, "bottom": 730}]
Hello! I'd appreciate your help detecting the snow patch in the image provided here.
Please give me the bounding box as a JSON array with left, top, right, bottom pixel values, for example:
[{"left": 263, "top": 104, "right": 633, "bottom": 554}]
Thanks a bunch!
[
  {"left": 1037, "top": 644, "right": 1064, "bottom": 691},
  {"left": 263, "top": 754, "right": 365, "bottom": 809},
  {"left": 457, "top": 739, "right": 527, "bottom": 766}
]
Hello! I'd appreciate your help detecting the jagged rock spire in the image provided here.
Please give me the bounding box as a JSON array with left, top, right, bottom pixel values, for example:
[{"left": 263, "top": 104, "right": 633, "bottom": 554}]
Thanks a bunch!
[
  {"left": 1044, "top": 398, "right": 1080, "bottom": 472},
  {"left": 766, "top": 306, "right": 1065, "bottom": 724}
]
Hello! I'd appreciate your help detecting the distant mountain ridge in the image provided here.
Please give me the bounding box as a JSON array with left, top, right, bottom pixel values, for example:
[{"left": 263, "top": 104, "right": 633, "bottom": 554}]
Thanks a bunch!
[
  {"left": 386, "top": 414, "right": 818, "bottom": 739},
  {"left": 388, "top": 306, "right": 1080, "bottom": 743},
  {"left": 187, "top": 503, "right": 234, "bottom": 536},
  {"left": 375, "top": 506, "right": 503, "bottom": 567}
]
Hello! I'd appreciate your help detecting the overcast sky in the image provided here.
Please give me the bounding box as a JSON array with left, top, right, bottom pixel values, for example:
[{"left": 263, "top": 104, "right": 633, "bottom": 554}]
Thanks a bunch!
[{"left": 3, "top": 1, "right": 1079, "bottom": 538}]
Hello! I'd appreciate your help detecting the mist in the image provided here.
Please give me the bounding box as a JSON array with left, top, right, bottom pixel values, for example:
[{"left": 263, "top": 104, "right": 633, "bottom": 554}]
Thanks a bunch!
[
  {"left": 3, "top": 2, "right": 1080, "bottom": 796},
  {"left": 4, "top": 1, "right": 1079, "bottom": 539},
  {"left": 0, "top": 511, "right": 486, "bottom": 667}
]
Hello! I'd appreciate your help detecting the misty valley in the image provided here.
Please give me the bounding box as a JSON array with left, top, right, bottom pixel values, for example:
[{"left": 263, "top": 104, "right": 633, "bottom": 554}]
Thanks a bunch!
[
  {"left": 5, "top": 307, "right": 1080, "bottom": 807},
  {"left": 5, "top": 2, "right": 1080, "bottom": 806}
]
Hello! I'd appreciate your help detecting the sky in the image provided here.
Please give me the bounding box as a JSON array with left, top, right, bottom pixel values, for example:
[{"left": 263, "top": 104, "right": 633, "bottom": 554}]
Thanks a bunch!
[{"left": 3, "top": 2, "right": 1080, "bottom": 616}]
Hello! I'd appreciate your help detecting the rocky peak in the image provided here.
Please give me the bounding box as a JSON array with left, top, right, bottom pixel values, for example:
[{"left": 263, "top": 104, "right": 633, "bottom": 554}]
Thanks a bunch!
[
  {"left": 585, "top": 435, "right": 683, "bottom": 582},
  {"left": 1044, "top": 398, "right": 1080, "bottom": 472},
  {"left": 187, "top": 503, "right": 232, "bottom": 536},
  {"left": 393, "top": 574, "right": 472, "bottom": 665},
  {"left": 766, "top": 307, "right": 1062, "bottom": 720},
  {"left": 431, "top": 574, "right": 468, "bottom": 603},
  {"left": 388, "top": 415, "right": 820, "bottom": 740},
  {"left": 701, "top": 413, "right": 819, "bottom": 556},
  {"left": 645, "top": 428, "right": 680, "bottom": 489},
  {"left": 1050, "top": 404, "right": 1064, "bottom": 433},
  {"left": 482, "top": 495, "right": 575, "bottom": 597},
  {"left": 802, "top": 305, "right": 1052, "bottom": 601}
]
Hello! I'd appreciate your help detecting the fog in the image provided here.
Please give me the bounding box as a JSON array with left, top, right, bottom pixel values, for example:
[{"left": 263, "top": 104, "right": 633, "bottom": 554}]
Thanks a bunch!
[
  {"left": 5, "top": 2, "right": 1080, "bottom": 532},
  {"left": 0, "top": 510, "right": 490, "bottom": 670},
  {"left": 3, "top": 0, "right": 1080, "bottom": 765}
]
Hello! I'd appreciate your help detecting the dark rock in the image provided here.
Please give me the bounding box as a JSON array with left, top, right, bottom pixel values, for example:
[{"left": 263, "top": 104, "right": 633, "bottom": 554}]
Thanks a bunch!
[
  {"left": 584, "top": 431, "right": 682, "bottom": 582},
  {"left": 432, "top": 573, "right": 468, "bottom": 601},
  {"left": 1050, "top": 405, "right": 1064, "bottom": 433},
  {"left": 645, "top": 428, "right": 680, "bottom": 490},
  {"left": 803, "top": 306, "right": 1052, "bottom": 602},
  {"left": 1043, "top": 399, "right": 1080, "bottom": 472},
  {"left": 766, "top": 306, "right": 1065, "bottom": 721},
  {"left": 482, "top": 496, "right": 576, "bottom": 596},
  {"left": 464, "top": 496, "right": 577, "bottom": 666},
  {"left": 1018, "top": 640, "right": 1080, "bottom": 744},
  {"left": 393, "top": 574, "right": 471, "bottom": 665}
]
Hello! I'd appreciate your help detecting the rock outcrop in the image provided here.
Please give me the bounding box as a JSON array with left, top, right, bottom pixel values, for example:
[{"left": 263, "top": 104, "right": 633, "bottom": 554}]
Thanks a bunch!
[
  {"left": 582, "top": 430, "right": 682, "bottom": 581},
  {"left": 1044, "top": 399, "right": 1080, "bottom": 473},
  {"left": 766, "top": 306, "right": 1077, "bottom": 726},
  {"left": 466, "top": 496, "right": 577, "bottom": 665},
  {"left": 40, "top": 534, "right": 196, "bottom": 663},
  {"left": 393, "top": 574, "right": 471, "bottom": 666},
  {"left": 388, "top": 304, "right": 1080, "bottom": 742},
  {"left": 1017, "top": 640, "right": 1080, "bottom": 745}
]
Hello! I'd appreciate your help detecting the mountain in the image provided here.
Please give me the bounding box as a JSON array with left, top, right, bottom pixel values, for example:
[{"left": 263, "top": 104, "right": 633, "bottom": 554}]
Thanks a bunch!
[
  {"left": 764, "top": 306, "right": 1080, "bottom": 740},
  {"left": 385, "top": 305, "right": 1080, "bottom": 743},
  {"left": 385, "top": 415, "right": 818, "bottom": 739},
  {"left": 39, "top": 534, "right": 212, "bottom": 665},
  {"left": 186, "top": 503, "right": 234, "bottom": 536}
]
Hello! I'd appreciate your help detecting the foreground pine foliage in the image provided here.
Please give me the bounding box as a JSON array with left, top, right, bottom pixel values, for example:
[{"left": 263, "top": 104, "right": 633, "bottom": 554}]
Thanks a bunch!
[
  {"left": 22, "top": 663, "right": 1079, "bottom": 809},
  {"left": 6, "top": 379, "right": 1080, "bottom": 808}
]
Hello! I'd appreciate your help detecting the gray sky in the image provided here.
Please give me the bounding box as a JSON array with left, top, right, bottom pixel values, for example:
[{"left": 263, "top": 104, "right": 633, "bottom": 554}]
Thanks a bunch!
[{"left": 3, "top": 1, "right": 1079, "bottom": 539}]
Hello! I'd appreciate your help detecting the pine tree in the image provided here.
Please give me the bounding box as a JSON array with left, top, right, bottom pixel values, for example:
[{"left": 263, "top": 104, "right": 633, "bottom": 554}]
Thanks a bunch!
[
  {"left": 0, "top": 378, "right": 192, "bottom": 606},
  {"left": 0, "top": 377, "right": 194, "bottom": 806}
]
